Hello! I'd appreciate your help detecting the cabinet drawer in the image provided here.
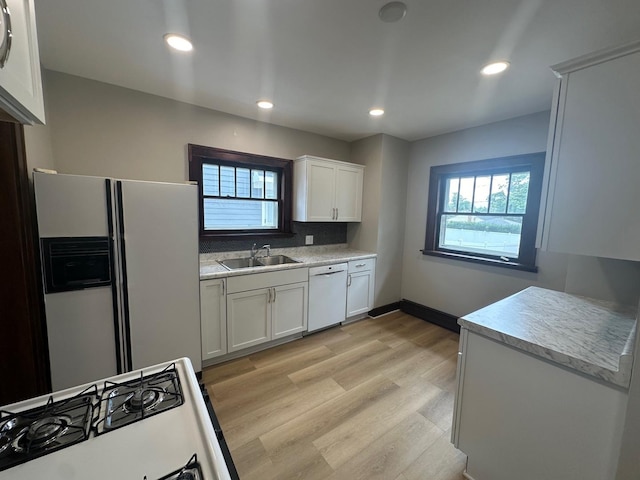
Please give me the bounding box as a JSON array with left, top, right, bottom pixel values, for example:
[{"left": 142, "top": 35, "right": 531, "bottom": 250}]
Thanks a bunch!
[
  {"left": 227, "top": 267, "right": 309, "bottom": 293},
  {"left": 348, "top": 258, "right": 375, "bottom": 273}
]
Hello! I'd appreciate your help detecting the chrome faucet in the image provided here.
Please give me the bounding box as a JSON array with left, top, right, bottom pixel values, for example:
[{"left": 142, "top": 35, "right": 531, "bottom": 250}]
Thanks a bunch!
[{"left": 250, "top": 243, "right": 271, "bottom": 259}]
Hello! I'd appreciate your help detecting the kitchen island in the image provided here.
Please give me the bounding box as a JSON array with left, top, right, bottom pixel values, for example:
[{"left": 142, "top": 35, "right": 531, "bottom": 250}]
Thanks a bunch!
[{"left": 452, "top": 286, "right": 637, "bottom": 480}]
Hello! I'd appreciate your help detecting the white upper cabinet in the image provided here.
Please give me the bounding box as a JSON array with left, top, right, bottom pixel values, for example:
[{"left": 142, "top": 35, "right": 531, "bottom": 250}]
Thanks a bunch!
[
  {"left": 538, "top": 41, "right": 640, "bottom": 261},
  {"left": 0, "top": 0, "right": 45, "bottom": 124},
  {"left": 293, "top": 155, "right": 364, "bottom": 222}
]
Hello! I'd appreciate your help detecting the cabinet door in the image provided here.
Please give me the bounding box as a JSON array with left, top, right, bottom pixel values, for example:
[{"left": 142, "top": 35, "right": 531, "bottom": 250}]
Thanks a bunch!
[
  {"left": 457, "top": 330, "right": 627, "bottom": 480},
  {"left": 227, "top": 288, "right": 271, "bottom": 352},
  {"left": 542, "top": 50, "right": 640, "bottom": 260},
  {"left": 451, "top": 328, "right": 468, "bottom": 447},
  {"left": 306, "top": 160, "right": 336, "bottom": 221},
  {"left": 346, "top": 270, "right": 373, "bottom": 317},
  {"left": 335, "top": 165, "right": 363, "bottom": 222},
  {"left": 200, "top": 279, "right": 227, "bottom": 360},
  {"left": 0, "top": 0, "right": 45, "bottom": 124},
  {"left": 272, "top": 282, "right": 308, "bottom": 339}
]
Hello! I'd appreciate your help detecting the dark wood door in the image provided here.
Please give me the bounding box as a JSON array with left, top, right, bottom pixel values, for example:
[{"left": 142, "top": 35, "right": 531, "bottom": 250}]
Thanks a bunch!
[{"left": 0, "top": 120, "right": 50, "bottom": 404}]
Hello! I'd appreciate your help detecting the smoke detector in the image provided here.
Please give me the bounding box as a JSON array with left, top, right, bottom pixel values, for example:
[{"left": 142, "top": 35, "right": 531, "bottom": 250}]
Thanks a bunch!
[{"left": 379, "top": 2, "right": 407, "bottom": 23}]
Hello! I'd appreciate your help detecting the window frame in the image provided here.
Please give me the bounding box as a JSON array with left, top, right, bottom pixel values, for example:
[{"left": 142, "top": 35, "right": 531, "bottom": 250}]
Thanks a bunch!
[
  {"left": 423, "top": 153, "right": 545, "bottom": 272},
  {"left": 188, "top": 144, "right": 294, "bottom": 238}
]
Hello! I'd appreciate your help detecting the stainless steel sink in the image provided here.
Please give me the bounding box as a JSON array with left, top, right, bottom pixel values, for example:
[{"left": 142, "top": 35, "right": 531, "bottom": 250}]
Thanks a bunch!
[
  {"left": 218, "top": 257, "right": 262, "bottom": 271},
  {"left": 257, "top": 255, "right": 300, "bottom": 266},
  {"left": 218, "top": 255, "right": 300, "bottom": 270}
]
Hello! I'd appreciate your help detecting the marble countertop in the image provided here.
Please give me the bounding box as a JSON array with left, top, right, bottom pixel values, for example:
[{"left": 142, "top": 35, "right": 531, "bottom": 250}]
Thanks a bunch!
[
  {"left": 459, "top": 286, "right": 637, "bottom": 388},
  {"left": 199, "top": 244, "right": 376, "bottom": 280}
]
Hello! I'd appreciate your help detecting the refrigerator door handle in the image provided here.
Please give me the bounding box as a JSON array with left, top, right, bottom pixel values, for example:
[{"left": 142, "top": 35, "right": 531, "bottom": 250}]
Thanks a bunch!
[
  {"left": 105, "top": 179, "right": 123, "bottom": 374},
  {"left": 116, "top": 180, "right": 133, "bottom": 371}
]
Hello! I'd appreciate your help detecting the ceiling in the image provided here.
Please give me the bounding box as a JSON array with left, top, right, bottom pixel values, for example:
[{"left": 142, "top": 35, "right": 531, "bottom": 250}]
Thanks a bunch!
[{"left": 34, "top": 0, "right": 640, "bottom": 142}]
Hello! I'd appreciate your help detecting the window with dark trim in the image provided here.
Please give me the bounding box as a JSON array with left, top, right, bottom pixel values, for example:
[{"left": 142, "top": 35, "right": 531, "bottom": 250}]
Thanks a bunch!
[
  {"left": 423, "top": 153, "right": 545, "bottom": 272},
  {"left": 188, "top": 144, "right": 293, "bottom": 238}
]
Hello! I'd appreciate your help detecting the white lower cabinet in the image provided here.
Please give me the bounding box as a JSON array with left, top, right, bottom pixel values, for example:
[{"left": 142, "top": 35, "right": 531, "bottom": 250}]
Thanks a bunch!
[
  {"left": 272, "top": 282, "right": 308, "bottom": 339},
  {"left": 453, "top": 329, "right": 628, "bottom": 480},
  {"left": 226, "top": 268, "right": 309, "bottom": 353},
  {"left": 346, "top": 259, "right": 375, "bottom": 318},
  {"left": 227, "top": 288, "right": 271, "bottom": 352},
  {"left": 200, "top": 279, "right": 227, "bottom": 360}
]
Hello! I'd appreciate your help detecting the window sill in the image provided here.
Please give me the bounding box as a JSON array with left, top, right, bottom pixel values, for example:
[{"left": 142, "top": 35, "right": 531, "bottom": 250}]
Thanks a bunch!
[{"left": 420, "top": 249, "right": 538, "bottom": 273}]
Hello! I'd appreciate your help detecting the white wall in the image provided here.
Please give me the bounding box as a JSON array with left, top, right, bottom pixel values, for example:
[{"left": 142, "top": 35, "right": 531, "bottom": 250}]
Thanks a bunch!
[
  {"left": 565, "top": 256, "right": 640, "bottom": 307},
  {"left": 377, "top": 135, "right": 409, "bottom": 306},
  {"left": 23, "top": 79, "right": 55, "bottom": 173},
  {"left": 42, "top": 71, "right": 350, "bottom": 181},
  {"left": 29, "top": 72, "right": 640, "bottom": 314},
  {"left": 348, "top": 134, "right": 409, "bottom": 308},
  {"left": 348, "top": 135, "right": 382, "bottom": 253},
  {"left": 24, "top": 123, "right": 55, "bottom": 172},
  {"left": 401, "top": 111, "right": 640, "bottom": 317}
]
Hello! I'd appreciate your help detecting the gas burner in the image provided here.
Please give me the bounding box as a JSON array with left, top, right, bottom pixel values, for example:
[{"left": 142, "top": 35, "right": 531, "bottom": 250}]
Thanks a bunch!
[
  {"left": 0, "top": 420, "right": 15, "bottom": 455},
  {"left": 12, "top": 415, "right": 71, "bottom": 452},
  {"left": 176, "top": 471, "right": 199, "bottom": 480},
  {"left": 123, "top": 388, "right": 165, "bottom": 413},
  {"left": 0, "top": 387, "right": 96, "bottom": 472},
  {"left": 155, "top": 453, "right": 203, "bottom": 480},
  {"left": 96, "top": 363, "right": 183, "bottom": 434}
]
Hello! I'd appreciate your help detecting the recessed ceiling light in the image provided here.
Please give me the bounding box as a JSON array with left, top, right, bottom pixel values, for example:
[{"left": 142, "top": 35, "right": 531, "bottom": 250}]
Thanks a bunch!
[
  {"left": 379, "top": 2, "right": 407, "bottom": 23},
  {"left": 369, "top": 108, "right": 385, "bottom": 117},
  {"left": 257, "top": 100, "right": 274, "bottom": 110},
  {"left": 481, "top": 61, "right": 510, "bottom": 75},
  {"left": 164, "top": 33, "right": 193, "bottom": 52}
]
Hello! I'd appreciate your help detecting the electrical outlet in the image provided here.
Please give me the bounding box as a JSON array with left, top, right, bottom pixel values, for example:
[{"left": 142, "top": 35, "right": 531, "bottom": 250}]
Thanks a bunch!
[{"left": 305, "top": 235, "right": 314, "bottom": 245}]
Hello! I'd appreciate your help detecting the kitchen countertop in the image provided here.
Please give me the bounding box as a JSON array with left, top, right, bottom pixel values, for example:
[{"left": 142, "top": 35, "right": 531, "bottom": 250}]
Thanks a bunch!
[
  {"left": 458, "top": 286, "right": 637, "bottom": 388},
  {"left": 199, "top": 244, "right": 376, "bottom": 280}
]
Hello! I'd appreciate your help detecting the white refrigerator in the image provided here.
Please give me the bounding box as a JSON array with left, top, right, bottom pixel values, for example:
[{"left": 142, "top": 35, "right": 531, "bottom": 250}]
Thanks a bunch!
[{"left": 33, "top": 171, "right": 202, "bottom": 391}]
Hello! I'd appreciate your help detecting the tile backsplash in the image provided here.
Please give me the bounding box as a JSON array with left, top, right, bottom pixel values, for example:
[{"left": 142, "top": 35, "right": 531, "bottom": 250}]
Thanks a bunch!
[{"left": 199, "top": 221, "right": 347, "bottom": 254}]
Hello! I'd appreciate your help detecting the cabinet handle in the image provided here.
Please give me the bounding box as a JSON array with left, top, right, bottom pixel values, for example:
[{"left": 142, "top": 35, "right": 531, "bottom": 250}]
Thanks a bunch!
[
  {"left": 347, "top": 274, "right": 352, "bottom": 286},
  {"left": 355, "top": 263, "right": 366, "bottom": 268},
  {"left": 273, "top": 287, "right": 276, "bottom": 302},
  {"left": 221, "top": 279, "right": 225, "bottom": 296},
  {"left": 336, "top": 208, "right": 338, "bottom": 220}
]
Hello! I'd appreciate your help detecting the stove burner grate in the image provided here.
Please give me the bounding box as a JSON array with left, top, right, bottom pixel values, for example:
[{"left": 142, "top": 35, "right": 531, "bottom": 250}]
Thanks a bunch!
[
  {"left": 12, "top": 415, "right": 71, "bottom": 452},
  {"left": 123, "top": 387, "right": 165, "bottom": 413},
  {"left": 0, "top": 385, "right": 97, "bottom": 472},
  {"left": 153, "top": 453, "right": 203, "bottom": 480},
  {"left": 95, "top": 363, "right": 184, "bottom": 434}
]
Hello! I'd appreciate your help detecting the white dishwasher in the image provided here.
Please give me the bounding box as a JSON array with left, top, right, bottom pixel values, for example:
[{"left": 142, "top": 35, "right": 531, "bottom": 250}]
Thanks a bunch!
[{"left": 308, "top": 263, "right": 348, "bottom": 332}]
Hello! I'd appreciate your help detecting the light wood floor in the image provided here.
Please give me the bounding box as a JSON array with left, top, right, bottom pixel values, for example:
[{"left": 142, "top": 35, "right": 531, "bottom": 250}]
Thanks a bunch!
[{"left": 203, "top": 311, "right": 467, "bottom": 480}]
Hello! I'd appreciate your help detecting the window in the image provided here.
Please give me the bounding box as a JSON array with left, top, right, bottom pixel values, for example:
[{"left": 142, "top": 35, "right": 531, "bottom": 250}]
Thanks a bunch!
[
  {"left": 188, "top": 144, "right": 293, "bottom": 237},
  {"left": 423, "top": 153, "right": 545, "bottom": 271}
]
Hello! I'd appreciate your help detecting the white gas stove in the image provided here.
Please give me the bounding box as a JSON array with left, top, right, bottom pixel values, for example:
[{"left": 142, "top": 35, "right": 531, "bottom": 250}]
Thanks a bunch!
[{"left": 0, "top": 358, "right": 237, "bottom": 479}]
